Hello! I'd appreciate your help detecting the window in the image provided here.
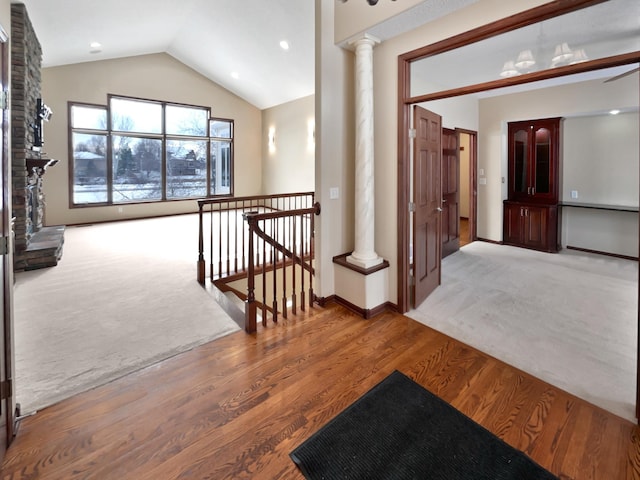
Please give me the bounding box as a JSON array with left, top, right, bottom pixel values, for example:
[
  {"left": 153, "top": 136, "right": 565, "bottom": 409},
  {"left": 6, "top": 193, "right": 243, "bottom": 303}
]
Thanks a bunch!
[
  {"left": 69, "top": 96, "right": 234, "bottom": 206},
  {"left": 209, "top": 118, "right": 233, "bottom": 195}
]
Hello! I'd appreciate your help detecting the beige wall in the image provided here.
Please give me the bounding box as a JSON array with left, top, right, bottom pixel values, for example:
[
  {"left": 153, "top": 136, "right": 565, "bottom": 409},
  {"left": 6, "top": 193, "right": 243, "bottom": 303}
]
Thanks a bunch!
[
  {"left": 41, "top": 53, "right": 263, "bottom": 226},
  {"left": 261, "top": 95, "right": 315, "bottom": 194},
  {"left": 315, "top": 0, "right": 356, "bottom": 298}
]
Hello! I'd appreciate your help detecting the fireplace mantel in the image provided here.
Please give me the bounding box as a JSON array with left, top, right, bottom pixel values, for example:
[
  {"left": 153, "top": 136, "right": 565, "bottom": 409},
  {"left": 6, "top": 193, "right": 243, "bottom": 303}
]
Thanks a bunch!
[{"left": 26, "top": 157, "right": 59, "bottom": 177}]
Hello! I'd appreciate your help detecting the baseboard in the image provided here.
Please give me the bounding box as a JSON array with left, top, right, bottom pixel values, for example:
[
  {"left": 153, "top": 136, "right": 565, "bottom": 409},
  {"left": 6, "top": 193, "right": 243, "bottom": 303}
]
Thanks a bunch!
[
  {"left": 566, "top": 245, "right": 638, "bottom": 262},
  {"left": 317, "top": 295, "right": 398, "bottom": 319},
  {"left": 476, "top": 237, "right": 502, "bottom": 245}
]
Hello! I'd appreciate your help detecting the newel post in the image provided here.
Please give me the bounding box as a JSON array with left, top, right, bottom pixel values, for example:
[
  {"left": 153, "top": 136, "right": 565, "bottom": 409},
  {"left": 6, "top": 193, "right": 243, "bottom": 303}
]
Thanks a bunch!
[{"left": 244, "top": 212, "right": 257, "bottom": 334}]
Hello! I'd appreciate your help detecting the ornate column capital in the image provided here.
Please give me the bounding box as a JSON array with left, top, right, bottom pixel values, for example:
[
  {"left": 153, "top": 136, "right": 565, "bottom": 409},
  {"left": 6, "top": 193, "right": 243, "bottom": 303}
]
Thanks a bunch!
[{"left": 348, "top": 33, "right": 381, "bottom": 51}]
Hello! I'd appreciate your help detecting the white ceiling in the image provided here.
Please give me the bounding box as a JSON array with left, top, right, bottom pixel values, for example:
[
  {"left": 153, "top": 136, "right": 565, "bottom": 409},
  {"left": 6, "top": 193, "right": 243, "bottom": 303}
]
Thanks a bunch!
[
  {"left": 15, "top": 0, "right": 487, "bottom": 110},
  {"left": 411, "top": 0, "right": 640, "bottom": 97},
  {"left": 15, "top": 0, "right": 316, "bottom": 110},
  {"left": 12, "top": 0, "right": 640, "bottom": 110}
]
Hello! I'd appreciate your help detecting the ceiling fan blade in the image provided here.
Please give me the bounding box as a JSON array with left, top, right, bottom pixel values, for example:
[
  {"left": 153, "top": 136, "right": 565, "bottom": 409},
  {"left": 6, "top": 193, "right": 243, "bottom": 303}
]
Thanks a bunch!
[{"left": 604, "top": 67, "right": 640, "bottom": 83}]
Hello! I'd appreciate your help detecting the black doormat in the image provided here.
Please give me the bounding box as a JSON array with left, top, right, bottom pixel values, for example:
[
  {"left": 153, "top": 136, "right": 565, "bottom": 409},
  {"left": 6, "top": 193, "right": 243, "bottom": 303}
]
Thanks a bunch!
[{"left": 290, "top": 370, "right": 558, "bottom": 480}]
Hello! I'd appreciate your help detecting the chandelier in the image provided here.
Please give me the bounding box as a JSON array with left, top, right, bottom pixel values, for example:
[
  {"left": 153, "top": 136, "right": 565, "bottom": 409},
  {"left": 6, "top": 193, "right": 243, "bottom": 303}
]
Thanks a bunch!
[
  {"left": 500, "top": 43, "right": 589, "bottom": 78},
  {"left": 340, "top": 0, "right": 397, "bottom": 5}
]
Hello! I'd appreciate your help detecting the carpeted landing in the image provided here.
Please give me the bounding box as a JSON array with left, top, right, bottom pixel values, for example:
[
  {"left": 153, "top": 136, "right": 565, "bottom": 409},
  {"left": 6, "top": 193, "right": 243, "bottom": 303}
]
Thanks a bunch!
[{"left": 14, "top": 214, "right": 241, "bottom": 414}]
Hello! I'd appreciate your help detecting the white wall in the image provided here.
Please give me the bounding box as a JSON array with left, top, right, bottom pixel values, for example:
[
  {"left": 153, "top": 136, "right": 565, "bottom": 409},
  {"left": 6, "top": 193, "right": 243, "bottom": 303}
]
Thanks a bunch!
[
  {"left": 563, "top": 112, "right": 639, "bottom": 206},
  {"left": 560, "top": 111, "right": 639, "bottom": 257},
  {"left": 262, "top": 95, "right": 315, "bottom": 194},
  {"left": 41, "top": 53, "right": 263, "bottom": 226}
]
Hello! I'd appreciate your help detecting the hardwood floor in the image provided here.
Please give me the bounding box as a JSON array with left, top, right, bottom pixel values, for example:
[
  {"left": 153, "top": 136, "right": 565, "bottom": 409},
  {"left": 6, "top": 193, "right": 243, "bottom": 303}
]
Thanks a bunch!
[
  {"left": 460, "top": 217, "right": 470, "bottom": 247},
  {"left": 1, "top": 302, "right": 639, "bottom": 479}
]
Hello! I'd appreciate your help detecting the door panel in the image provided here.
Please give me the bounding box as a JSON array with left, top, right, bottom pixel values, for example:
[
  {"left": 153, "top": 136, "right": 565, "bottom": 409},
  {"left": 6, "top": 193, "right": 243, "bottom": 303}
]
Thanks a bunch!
[
  {"left": 441, "top": 128, "right": 459, "bottom": 258},
  {"left": 523, "top": 205, "right": 548, "bottom": 249},
  {"left": 413, "top": 106, "right": 441, "bottom": 307},
  {"left": 0, "top": 27, "right": 14, "bottom": 461}
]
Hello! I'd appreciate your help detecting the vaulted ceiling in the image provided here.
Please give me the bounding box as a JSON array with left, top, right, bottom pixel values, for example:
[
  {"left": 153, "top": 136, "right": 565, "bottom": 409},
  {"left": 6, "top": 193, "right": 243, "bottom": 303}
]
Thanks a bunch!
[
  {"left": 15, "top": 0, "right": 315, "bottom": 110},
  {"left": 12, "top": 0, "right": 640, "bottom": 110},
  {"left": 14, "top": 0, "right": 488, "bottom": 110}
]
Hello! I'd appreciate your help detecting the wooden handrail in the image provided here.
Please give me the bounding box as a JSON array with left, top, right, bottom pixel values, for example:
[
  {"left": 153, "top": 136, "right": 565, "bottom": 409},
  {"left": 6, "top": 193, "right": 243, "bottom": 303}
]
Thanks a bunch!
[
  {"left": 244, "top": 202, "right": 320, "bottom": 333},
  {"left": 243, "top": 204, "right": 320, "bottom": 275},
  {"left": 196, "top": 192, "right": 317, "bottom": 333},
  {"left": 197, "top": 192, "right": 314, "bottom": 283}
]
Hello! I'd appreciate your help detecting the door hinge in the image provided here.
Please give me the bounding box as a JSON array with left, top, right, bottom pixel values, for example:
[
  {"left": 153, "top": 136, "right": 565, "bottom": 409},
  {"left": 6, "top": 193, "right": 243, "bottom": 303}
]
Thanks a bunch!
[
  {"left": 0, "top": 90, "right": 8, "bottom": 110},
  {"left": 0, "top": 379, "right": 12, "bottom": 400},
  {"left": 408, "top": 128, "right": 416, "bottom": 138},
  {"left": 0, "top": 236, "right": 9, "bottom": 255},
  {"left": 408, "top": 202, "right": 416, "bottom": 212}
]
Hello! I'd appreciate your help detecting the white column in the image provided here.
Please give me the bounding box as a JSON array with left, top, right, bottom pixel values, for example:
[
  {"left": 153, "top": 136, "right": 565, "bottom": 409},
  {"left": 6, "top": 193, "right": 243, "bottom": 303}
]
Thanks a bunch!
[{"left": 347, "top": 33, "right": 382, "bottom": 270}]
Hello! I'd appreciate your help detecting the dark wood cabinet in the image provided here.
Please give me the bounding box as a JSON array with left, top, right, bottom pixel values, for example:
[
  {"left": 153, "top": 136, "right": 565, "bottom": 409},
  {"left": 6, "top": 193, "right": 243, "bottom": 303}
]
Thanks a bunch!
[
  {"left": 503, "top": 201, "right": 558, "bottom": 252},
  {"left": 504, "top": 117, "right": 562, "bottom": 252}
]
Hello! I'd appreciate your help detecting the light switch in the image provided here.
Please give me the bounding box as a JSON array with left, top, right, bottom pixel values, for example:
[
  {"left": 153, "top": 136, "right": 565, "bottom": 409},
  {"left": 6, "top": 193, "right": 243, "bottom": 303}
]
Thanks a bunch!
[
  {"left": 571, "top": 190, "right": 579, "bottom": 199},
  {"left": 329, "top": 187, "right": 339, "bottom": 200},
  {"left": 479, "top": 168, "right": 485, "bottom": 176}
]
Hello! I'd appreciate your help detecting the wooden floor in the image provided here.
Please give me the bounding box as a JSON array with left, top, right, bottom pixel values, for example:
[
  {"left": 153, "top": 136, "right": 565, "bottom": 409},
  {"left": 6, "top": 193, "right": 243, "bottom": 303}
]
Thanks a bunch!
[
  {"left": 1, "top": 303, "right": 639, "bottom": 479},
  {"left": 460, "top": 217, "right": 470, "bottom": 247}
]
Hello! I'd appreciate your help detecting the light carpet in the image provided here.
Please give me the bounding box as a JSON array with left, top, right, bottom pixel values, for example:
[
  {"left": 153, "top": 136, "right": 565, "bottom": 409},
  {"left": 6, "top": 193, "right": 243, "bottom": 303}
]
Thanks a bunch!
[
  {"left": 14, "top": 214, "right": 241, "bottom": 415},
  {"left": 406, "top": 241, "right": 638, "bottom": 422}
]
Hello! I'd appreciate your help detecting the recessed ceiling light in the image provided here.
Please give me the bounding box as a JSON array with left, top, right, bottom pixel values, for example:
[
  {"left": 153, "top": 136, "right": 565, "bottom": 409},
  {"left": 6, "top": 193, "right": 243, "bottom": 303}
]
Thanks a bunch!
[
  {"left": 279, "top": 40, "right": 290, "bottom": 51},
  {"left": 231, "top": 71, "right": 239, "bottom": 79},
  {"left": 89, "top": 41, "right": 102, "bottom": 54},
  {"left": 609, "top": 109, "right": 620, "bottom": 115}
]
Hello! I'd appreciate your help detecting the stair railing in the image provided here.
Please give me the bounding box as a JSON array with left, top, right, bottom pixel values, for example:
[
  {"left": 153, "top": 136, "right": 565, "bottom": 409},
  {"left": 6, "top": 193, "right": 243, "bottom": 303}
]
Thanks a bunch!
[
  {"left": 197, "top": 192, "right": 314, "bottom": 283},
  {"left": 243, "top": 202, "right": 320, "bottom": 333}
]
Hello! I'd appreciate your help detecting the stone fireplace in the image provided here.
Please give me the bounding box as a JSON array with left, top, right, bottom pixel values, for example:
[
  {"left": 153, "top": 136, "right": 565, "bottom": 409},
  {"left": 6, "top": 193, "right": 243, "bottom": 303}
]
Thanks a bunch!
[{"left": 11, "top": 4, "right": 64, "bottom": 270}]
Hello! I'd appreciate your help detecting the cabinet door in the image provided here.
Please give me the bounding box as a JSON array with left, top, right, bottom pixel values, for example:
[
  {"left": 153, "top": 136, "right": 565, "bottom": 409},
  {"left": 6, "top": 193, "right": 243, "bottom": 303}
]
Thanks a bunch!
[
  {"left": 503, "top": 202, "right": 523, "bottom": 245},
  {"left": 508, "top": 118, "right": 560, "bottom": 203},
  {"left": 510, "top": 126, "right": 529, "bottom": 200},
  {"left": 522, "top": 205, "right": 548, "bottom": 249},
  {"left": 530, "top": 119, "right": 559, "bottom": 202}
]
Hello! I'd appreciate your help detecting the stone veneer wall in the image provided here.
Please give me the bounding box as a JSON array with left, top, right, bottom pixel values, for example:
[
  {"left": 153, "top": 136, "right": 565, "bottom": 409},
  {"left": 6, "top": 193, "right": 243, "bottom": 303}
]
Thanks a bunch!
[{"left": 11, "top": 4, "right": 63, "bottom": 270}]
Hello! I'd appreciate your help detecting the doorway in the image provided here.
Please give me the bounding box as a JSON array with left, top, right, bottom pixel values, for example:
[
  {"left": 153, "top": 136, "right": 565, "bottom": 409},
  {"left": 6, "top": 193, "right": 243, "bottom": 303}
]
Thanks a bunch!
[
  {"left": 396, "top": 0, "right": 639, "bottom": 420},
  {"left": 0, "top": 23, "right": 16, "bottom": 462},
  {"left": 410, "top": 116, "right": 477, "bottom": 309}
]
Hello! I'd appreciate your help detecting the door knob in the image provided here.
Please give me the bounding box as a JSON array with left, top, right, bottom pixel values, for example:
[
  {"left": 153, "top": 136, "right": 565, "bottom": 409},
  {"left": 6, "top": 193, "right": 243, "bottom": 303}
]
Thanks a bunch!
[{"left": 436, "top": 207, "right": 443, "bottom": 212}]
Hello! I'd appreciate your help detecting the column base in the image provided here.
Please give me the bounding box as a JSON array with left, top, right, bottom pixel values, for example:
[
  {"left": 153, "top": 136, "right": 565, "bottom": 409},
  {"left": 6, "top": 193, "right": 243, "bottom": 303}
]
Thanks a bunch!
[
  {"left": 346, "top": 253, "right": 383, "bottom": 269},
  {"left": 333, "top": 253, "right": 389, "bottom": 316}
]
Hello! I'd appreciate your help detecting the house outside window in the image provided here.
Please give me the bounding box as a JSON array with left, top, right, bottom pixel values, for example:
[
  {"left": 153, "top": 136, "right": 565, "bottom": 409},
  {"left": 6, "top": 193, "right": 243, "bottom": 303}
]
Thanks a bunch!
[{"left": 69, "top": 96, "right": 234, "bottom": 206}]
